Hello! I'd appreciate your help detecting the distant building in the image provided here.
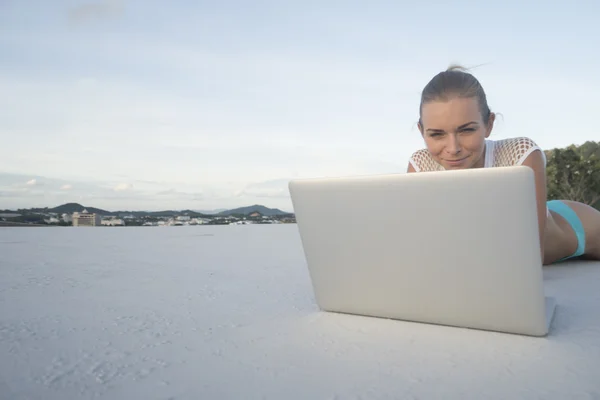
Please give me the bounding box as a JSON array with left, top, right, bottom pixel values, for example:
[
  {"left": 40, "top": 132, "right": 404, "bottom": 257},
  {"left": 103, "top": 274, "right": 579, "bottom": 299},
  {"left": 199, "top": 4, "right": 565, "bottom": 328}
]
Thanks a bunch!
[
  {"left": 101, "top": 218, "right": 125, "bottom": 226},
  {"left": 44, "top": 217, "right": 60, "bottom": 224},
  {"left": 72, "top": 209, "right": 101, "bottom": 227},
  {"left": 0, "top": 213, "right": 20, "bottom": 219}
]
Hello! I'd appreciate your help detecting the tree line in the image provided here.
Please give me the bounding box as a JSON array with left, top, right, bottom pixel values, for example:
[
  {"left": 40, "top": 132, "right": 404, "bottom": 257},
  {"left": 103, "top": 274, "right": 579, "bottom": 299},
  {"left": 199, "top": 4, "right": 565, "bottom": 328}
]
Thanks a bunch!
[{"left": 545, "top": 140, "right": 600, "bottom": 210}]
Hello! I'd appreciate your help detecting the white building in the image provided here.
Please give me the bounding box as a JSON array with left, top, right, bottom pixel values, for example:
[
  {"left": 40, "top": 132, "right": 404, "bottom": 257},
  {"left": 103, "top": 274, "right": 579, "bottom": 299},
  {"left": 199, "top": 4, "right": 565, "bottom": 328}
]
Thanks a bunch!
[
  {"left": 72, "top": 209, "right": 101, "bottom": 227},
  {"left": 44, "top": 217, "right": 60, "bottom": 224},
  {"left": 101, "top": 218, "right": 125, "bottom": 226}
]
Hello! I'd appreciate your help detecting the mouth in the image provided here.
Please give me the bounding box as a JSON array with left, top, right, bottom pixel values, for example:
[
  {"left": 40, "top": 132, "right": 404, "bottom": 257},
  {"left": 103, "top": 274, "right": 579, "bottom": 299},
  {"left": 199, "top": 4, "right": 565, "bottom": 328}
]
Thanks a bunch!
[{"left": 444, "top": 156, "right": 468, "bottom": 165}]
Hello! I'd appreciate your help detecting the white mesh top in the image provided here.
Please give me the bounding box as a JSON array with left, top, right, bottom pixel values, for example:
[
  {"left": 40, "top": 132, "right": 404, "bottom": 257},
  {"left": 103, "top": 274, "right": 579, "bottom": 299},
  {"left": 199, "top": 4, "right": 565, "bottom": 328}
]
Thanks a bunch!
[{"left": 408, "top": 137, "right": 546, "bottom": 172}]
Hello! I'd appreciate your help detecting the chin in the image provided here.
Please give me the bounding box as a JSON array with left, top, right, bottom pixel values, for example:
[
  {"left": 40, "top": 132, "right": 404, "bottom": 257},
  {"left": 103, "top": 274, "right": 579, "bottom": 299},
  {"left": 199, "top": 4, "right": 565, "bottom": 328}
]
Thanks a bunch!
[{"left": 443, "top": 165, "right": 467, "bottom": 170}]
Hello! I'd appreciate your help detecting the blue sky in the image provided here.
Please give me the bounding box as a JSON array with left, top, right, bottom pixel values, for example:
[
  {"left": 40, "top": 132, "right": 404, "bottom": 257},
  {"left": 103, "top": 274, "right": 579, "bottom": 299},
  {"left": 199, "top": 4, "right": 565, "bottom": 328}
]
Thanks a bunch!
[{"left": 1, "top": 0, "right": 599, "bottom": 211}]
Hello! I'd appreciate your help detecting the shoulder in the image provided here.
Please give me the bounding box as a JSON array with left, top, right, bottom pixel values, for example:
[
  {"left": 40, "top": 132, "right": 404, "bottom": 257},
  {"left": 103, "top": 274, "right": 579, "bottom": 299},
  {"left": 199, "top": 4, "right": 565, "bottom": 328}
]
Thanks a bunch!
[
  {"left": 491, "top": 137, "right": 546, "bottom": 167},
  {"left": 408, "top": 148, "right": 443, "bottom": 172}
]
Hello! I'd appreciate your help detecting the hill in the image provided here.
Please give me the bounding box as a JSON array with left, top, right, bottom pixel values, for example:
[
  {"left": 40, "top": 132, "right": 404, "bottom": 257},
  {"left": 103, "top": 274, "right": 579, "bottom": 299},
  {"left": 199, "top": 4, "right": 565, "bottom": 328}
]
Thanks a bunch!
[
  {"left": 111, "top": 209, "right": 212, "bottom": 218},
  {"left": 217, "top": 204, "right": 291, "bottom": 216},
  {"left": 40, "top": 203, "right": 113, "bottom": 215},
  {"left": 12, "top": 203, "right": 290, "bottom": 218},
  {"left": 193, "top": 208, "right": 228, "bottom": 215},
  {"left": 39, "top": 204, "right": 212, "bottom": 218}
]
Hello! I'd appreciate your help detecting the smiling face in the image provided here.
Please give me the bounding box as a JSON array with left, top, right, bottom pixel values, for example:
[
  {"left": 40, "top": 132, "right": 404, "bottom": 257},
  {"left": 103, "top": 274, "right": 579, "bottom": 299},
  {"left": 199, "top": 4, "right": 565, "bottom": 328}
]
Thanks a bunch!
[{"left": 418, "top": 97, "right": 495, "bottom": 170}]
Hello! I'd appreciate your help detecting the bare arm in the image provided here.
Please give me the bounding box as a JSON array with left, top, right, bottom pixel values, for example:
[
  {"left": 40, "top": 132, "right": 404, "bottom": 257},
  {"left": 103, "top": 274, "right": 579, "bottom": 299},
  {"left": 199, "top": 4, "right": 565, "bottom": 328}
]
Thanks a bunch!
[
  {"left": 406, "top": 162, "right": 417, "bottom": 173},
  {"left": 520, "top": 149, "right": 547, "bottom": 259}
]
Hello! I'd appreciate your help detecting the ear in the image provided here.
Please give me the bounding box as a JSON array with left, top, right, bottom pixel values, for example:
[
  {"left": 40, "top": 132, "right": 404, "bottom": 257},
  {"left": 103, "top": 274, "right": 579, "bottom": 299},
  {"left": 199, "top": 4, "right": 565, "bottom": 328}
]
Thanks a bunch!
[
  {"left": 485, "top": 112, "right": 495, "bottom": 138},
  {"left": 417, "top": 121, "right": 424, "bottom": 137}
]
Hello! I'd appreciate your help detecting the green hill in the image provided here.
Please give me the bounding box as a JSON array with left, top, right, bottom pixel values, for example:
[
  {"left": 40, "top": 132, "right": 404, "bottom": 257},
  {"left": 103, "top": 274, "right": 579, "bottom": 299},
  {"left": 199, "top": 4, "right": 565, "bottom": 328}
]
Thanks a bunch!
[
  {"left": 111, "top": 209, "right": 211, "bottom": 218},
  {"left": 47, "top": 203, "right": 112, "bottom": 215},
  {"left": 13, "top": 203, "right": 291, "bottom": 218},
  {"left": 217, "top": 204, "right": 291, "bottom": 216}
]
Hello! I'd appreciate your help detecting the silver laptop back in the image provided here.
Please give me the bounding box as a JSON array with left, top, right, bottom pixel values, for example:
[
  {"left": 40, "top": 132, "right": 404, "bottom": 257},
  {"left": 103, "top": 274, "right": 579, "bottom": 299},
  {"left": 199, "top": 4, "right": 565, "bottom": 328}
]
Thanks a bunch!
[{"left": 289, "top": 166, "right": 555, "bottom": 336}]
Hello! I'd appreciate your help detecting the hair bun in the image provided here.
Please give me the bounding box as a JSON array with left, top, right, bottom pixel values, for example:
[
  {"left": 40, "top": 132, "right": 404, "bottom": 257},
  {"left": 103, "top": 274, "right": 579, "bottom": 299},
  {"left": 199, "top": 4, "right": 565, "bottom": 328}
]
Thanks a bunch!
[{"left": 446, "top": 64, "right": 470, "bottom": 73}]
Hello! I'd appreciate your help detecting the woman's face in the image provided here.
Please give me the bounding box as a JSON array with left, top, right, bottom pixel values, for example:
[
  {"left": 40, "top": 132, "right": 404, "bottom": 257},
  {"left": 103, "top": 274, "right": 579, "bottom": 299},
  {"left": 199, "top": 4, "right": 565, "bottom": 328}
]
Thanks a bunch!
[{"left": 419, "top": 97, "right": 494, "bottom": 170}]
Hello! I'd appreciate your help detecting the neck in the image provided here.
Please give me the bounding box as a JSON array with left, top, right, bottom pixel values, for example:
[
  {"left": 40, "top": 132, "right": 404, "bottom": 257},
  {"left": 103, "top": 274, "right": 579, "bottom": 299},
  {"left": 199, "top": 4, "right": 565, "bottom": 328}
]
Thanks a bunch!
[{"left": 472, "top": 142, "right": 487, "bottom": 168}]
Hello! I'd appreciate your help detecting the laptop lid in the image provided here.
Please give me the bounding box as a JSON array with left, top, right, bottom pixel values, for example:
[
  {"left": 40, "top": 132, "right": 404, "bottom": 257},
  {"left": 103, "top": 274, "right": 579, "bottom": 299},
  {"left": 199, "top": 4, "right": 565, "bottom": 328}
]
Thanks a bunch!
[{"left": 289, "top": 166, "right": 550, "bottom": 336}]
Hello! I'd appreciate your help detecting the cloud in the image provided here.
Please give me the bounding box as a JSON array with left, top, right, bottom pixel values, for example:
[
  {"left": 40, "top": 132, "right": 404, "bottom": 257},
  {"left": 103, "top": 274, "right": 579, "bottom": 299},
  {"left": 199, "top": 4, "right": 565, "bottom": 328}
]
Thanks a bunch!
[
  {"left": 0, "top": 172, "right": 235, "bottom": 211},
  {"left": 0, "top": 189, "right": 41, "bottom": 199},
  {"left": 0, "top": 186, "right": 30, "bottom": 197},
  {"left": 26, "top": 179, "right": 37, "bottom": 186},
  {"left": 235, "top": 179, "right": 291, "bottom": 199},
  {"left": 156, "top": 188, "right": 204, "bottom": 201},
  {"left": 113, "top": 183, "right": 133, "bottom": 192},
  {"left": 68, "top": 0, "right": 125, "bottom": 24}
]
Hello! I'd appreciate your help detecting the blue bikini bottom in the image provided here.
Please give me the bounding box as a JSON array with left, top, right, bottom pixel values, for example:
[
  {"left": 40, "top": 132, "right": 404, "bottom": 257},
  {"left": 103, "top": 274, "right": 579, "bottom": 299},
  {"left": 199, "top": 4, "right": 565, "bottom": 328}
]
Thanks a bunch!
[{"left": 547, "top": 200, "right": 586, "bottom": 261}]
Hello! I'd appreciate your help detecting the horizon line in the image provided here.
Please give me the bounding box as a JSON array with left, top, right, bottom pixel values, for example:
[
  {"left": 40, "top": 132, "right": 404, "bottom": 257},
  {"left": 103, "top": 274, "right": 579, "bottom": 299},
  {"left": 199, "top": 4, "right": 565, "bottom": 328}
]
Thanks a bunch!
[{"left": 2, "top": 202, "right": 294, "bottom": 214}]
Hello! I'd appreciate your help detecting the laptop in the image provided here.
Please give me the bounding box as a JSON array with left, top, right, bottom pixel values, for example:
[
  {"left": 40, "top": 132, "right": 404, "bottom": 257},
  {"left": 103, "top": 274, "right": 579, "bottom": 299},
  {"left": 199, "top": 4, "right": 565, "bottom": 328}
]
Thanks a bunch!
[{"left": 288, "top": 166, "right": 557, "bottom": 337}]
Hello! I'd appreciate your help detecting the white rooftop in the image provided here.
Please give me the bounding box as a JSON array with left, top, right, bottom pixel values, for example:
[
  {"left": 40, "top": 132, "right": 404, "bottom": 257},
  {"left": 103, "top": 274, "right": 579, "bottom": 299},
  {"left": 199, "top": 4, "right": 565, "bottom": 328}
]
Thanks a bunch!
[{"left": 1, "top": 225, "right": 599, "bottom": 399}]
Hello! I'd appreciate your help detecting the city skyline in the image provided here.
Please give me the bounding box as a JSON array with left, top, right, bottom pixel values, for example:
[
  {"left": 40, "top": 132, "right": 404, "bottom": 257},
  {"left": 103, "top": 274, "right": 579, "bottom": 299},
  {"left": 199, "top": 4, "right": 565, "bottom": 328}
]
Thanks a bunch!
[
  {"left": 1, "top": 0, "right": 599, "bottom": 211},
  {"left": 1, "top": 198, "right": 291, "bottom": 215}
]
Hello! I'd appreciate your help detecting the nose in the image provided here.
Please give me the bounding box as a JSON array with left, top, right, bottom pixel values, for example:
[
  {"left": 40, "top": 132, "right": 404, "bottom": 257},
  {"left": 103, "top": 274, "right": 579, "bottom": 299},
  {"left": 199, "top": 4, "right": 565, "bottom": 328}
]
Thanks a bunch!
[{"left": 445, "top": 134, "right": 462, "bottom": 155}]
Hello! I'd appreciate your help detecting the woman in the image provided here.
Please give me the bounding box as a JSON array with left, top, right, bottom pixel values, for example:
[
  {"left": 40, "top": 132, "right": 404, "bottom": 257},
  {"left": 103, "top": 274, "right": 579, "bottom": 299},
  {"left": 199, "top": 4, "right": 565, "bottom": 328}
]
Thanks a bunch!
[{"left": 407, "top": 65, "right": 600, "bottom": 265}]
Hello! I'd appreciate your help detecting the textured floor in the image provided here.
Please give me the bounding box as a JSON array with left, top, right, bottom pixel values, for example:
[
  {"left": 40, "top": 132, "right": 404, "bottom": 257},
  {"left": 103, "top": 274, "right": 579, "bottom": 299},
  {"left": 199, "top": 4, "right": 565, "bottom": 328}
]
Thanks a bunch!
[{"left": 1, "top": 225, "right": 599, "bottom": 400}]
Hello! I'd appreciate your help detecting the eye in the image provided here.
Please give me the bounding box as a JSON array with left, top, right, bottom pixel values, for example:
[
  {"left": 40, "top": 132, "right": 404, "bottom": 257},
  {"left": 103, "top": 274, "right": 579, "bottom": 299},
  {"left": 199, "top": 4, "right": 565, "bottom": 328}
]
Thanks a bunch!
[{"left": 461, "top": 128, "right": 476, "bottom": 132}]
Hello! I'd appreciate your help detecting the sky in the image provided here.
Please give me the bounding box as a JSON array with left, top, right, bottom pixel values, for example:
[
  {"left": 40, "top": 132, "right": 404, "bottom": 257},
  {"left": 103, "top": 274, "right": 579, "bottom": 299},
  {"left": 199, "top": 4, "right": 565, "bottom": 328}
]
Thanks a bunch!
[{"left": 1, "top": 0, "right": 599, "bottom": 212}]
